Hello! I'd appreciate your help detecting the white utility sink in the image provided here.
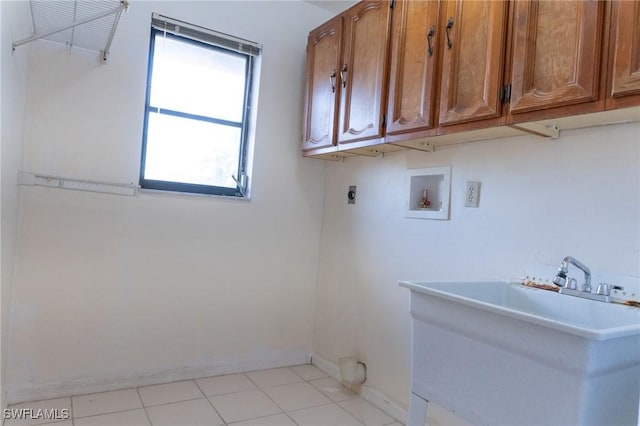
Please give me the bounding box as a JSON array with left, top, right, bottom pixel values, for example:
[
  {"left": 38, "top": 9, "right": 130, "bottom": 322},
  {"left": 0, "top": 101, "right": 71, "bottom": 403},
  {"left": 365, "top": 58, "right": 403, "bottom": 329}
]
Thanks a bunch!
[{"left": 400, "top": 280, "right": 640, "bottom": 426}]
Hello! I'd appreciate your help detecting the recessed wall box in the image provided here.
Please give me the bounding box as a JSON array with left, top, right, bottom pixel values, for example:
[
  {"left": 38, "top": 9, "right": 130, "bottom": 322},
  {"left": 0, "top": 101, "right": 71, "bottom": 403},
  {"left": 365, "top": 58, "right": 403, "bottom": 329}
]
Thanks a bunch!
[{"left": 405, "top": 166, "right": 451, "bottom": 220}]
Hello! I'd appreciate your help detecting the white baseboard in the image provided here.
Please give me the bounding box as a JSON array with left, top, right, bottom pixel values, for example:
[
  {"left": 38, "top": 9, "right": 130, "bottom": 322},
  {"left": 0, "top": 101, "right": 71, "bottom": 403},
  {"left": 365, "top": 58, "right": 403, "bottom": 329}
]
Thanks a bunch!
[
  {"left": 8, "top": 351, "right": 310, "bottom": 404},
  {"left": 311, "top": 352, "right": 407, "bottom": 424},
  {"left": 309, "top": 353, "right": 340, "bottom": 380},
  {"left": 360, "top": 385, "right": 408, "bottom": 425}
]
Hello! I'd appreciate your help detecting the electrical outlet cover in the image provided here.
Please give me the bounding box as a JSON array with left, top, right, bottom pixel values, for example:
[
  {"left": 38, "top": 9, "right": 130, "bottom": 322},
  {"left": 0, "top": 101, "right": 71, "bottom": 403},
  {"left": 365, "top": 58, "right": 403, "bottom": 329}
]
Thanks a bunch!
[{"left": 465, "top": 181, "right": 481, "bottom": 208}]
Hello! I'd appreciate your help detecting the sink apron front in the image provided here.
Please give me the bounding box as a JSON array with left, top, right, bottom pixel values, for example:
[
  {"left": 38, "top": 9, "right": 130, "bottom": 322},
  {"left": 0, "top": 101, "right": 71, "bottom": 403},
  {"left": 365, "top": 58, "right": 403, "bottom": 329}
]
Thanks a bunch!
[{"left": 401, "top": 281, "right": 640, "bottom": 426}]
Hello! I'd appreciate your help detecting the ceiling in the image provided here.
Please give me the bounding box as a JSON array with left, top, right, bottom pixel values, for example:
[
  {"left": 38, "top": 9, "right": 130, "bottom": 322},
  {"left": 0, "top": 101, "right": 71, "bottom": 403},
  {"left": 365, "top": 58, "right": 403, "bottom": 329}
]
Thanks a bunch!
[{"left": 303, "top": 1, "right": 358, "bottom": 14}]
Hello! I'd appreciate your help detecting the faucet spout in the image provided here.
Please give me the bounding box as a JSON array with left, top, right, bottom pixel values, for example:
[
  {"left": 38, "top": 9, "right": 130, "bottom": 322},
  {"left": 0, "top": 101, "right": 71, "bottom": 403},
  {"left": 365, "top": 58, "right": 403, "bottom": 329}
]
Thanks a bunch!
[{"left": 553, "top": 256, "right": 591, "bottom": 292}]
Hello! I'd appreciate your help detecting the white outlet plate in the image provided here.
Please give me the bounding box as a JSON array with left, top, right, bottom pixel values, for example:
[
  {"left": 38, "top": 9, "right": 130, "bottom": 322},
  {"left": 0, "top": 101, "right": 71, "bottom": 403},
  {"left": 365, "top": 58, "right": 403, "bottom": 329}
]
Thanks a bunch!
[{"left": 465, "top": 181, "right": 480, "bottom": 208}]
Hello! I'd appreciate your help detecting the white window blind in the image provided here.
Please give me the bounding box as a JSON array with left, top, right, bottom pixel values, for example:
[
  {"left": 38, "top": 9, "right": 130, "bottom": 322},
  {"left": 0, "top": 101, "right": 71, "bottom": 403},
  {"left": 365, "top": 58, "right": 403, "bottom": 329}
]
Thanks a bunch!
[{"left": 151, "top": 13, "right": 262, "bottom": 57}]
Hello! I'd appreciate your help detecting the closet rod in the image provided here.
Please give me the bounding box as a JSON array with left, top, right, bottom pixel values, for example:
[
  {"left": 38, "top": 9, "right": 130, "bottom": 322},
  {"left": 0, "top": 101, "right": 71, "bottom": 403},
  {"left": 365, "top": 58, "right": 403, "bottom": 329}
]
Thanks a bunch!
[{"left": 12, "top": 1, "right": 128, "bottom": 52}]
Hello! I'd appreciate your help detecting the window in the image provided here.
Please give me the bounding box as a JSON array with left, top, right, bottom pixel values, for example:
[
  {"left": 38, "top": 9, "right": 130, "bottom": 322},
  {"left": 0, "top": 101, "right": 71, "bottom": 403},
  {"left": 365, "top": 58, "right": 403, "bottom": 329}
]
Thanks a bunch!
[{"left": 140, "top": 14, "right": 261, "bottom": 197}]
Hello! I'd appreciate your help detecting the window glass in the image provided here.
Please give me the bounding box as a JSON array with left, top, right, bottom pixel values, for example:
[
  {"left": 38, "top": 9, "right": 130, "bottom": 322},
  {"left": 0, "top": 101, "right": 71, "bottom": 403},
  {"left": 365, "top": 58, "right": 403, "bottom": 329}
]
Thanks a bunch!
[
  {"left": 149, "top": 35, "right": 247, "bottom": 122},
  {"left": 144, "top": 112, "right": 241, "bottom": 187},
  {"left": 140, "top": 22, "right": 258, "bottom": 197}
]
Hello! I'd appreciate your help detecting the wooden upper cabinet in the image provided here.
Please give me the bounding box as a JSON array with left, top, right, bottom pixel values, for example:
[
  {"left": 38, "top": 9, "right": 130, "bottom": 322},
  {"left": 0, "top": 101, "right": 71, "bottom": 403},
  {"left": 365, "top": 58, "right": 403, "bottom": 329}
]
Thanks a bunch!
[
  {"left": 607, "top": 0, "right": 640, "bottom": 106},
  {"left": 509, "top": 1, "right": 604, "bottom": 115},
  {"left": 386, "top": 0, "right": 441, "bottom": 137},
  {"left": 302, "top": 17, "right": 342, "bottom": 154},
  {"left": 337, "top": 1, "right": 392, "bottom": 145},
  {"left": 303, "top": 0, "right": 639, "bottom": 158},
  {"left": 438, "top": 0, "right": 508, "bottom": 127}
]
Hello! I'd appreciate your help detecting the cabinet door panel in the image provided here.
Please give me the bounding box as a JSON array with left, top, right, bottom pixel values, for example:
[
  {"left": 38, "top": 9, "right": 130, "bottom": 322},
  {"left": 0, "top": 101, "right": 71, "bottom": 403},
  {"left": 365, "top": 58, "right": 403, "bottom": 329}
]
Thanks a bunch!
[
  {"left": 609, "top": 0, "right": 640, "bottom": 98},
  {"left": 386, "top": 0, "right": 440, "bottom": 136},
  {"left": 509, "top": 1, "right": 604, "bottom": 114},
  {"left": 337, "top": 1, "right": 391, "bottom": 144},
  {"left": 438, "top": 0, "right": 507, "bottom": 127},
  {"left": 302, "top": 17, "right": 342, "bottom": 152}
]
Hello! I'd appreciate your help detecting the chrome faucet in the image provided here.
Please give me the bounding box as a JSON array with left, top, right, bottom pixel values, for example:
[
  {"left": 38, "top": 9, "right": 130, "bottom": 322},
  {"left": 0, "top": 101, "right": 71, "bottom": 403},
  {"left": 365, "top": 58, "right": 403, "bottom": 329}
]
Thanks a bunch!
[
  {"left": 553, "top": 256, "right": 591, "bottom": 292},
  {"left": 552, "top": 256, "right": 623, "bottom": 303}
]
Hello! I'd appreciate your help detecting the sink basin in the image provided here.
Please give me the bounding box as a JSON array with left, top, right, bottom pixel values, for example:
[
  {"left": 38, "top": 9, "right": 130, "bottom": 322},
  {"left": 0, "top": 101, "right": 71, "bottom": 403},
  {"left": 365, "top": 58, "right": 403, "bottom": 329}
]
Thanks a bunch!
[{"left": 400, "top": 280, "right": 640, "bottom": 426}]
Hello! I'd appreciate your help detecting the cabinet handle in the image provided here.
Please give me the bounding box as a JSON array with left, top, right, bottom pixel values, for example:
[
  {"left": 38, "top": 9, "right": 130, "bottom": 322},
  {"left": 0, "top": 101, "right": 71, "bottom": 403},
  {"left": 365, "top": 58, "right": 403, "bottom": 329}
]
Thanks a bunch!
[
  {"left": 330, "top": 69, "right": 336, "bottom": 93},
  {"left": 427, "top": 25, "right": 435, "bottom": 57},
  {"left": 341, "top": 64, "right": 348, "bottom": 88},
  {"left": 445, "top": 17, "right": 454, "bottom": 50}
]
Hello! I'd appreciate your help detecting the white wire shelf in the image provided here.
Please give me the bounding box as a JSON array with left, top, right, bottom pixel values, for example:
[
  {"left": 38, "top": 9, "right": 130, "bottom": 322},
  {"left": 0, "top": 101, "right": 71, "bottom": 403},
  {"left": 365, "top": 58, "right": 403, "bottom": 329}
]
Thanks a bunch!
[
  {"left": 18, "top": 171, "right": 139, "bottom": 196},
  {"left": 12, "top": 0, "right": 129, "bottom": 62}
]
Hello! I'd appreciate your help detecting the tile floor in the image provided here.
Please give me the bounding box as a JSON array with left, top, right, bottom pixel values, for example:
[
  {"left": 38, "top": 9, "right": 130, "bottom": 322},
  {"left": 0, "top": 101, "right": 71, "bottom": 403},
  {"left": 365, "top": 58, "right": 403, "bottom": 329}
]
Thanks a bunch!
[{"left": 5, "top": 365, "right": 403, "bottom": 426}]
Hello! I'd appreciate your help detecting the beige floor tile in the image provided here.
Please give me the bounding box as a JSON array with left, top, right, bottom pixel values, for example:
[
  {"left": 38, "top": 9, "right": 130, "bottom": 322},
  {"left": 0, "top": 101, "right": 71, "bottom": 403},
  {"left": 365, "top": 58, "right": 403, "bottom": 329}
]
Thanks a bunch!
[
  {"left": 7, "top": 369, "right": 401, "bottom": 426},
  {"left": 196, "top": 373, "right": 256, "bottom": 396},
  {"left": 209, "top": 389, "right": 281, "bottom": 423},
  {"left": 5, "top": 397, "right": 72, "bottom": 425},
  {"left": 4, "top": 418, "right": 71, "bottom": 426},
  {"left": 72, "top": 389, "right": 143, "bottom": 418},
  {"left": 309, "top": 377, "right": 357, "bottom": 402},
  {"left": 339, "top": 398, "right": 396, "bottom": 426},
  {"left": 145, "top": 398, "right": 223, "bottom": 426},
  {"left": 291, "top": 364, "right": 328, "bottom": 381},
  {"left": 74, "top": 409, "right": 150, "bottom": 426},
  {"left": 288, "top": 403, "right": 363, "bottom": 426},
  {"left": 262, "top": 382, "right": 331, "bottom": 412},
  {"left": 245, "top": 368, "right": 303, "bottom": 388},
  {"left": 229, "top": 413, "right": 296, "bottom": 426},
  {"left": 138, "top": 380, "right": 203, "bottom": 406}
]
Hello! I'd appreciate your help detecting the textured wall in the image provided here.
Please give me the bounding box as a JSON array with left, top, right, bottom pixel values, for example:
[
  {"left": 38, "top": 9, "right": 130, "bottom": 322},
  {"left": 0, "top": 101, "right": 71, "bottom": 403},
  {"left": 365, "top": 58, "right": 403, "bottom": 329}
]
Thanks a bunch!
[
  {"left": 1, "top": 0, "right": 30, "bottom": 410},
  {"left": 313, "top": 123, "right": 640, "bottom": 424},
  {"left": 8, "top": 1, "right": 331, "bottom": 403}
]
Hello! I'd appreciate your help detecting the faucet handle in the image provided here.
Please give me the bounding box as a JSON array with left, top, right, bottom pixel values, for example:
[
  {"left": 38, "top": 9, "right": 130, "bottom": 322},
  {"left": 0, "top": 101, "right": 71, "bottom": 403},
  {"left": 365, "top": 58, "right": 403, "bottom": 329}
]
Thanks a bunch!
[
  {"left": 596, "top": 283, "right": 610, "bottom": 296},
  {"left": 597, "top": 283, "right": 624, "bottom": 296},
  {"left": 566, "top": 278, "right": 577, "bottom": 290}
]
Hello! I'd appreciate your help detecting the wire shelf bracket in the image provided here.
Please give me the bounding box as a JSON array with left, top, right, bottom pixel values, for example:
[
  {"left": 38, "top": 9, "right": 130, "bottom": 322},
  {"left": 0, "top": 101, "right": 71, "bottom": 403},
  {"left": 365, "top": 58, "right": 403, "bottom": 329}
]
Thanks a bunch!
[{"left": 12, "top": 0, "right": 129, "bottom": 63}]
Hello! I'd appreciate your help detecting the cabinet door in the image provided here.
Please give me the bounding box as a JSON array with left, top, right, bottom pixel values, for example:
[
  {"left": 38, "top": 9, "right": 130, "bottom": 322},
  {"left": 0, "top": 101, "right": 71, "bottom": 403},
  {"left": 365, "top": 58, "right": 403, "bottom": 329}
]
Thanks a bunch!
[
  {"left": 509, "top": 1, "right": 604, "bottom": 115},
  {"left": 337, "top": 1, "right": 391, "bottom": 145},
  {"left": 608, "top": 0, "right": 640, "bottom": 99},
  {"left": 386, "top": 0, "right": 441, "bottom": 136},
  {"left": 438, "top": 0, "right": 508, "bottom": 127},
  {"left": 302, "top": 17, "right": 342, "bottom": 153}
]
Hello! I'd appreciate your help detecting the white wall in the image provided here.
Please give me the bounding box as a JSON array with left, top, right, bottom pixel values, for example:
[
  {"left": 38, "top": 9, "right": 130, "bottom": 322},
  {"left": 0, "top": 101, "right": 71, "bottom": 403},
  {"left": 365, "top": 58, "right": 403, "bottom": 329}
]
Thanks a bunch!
[
  {"left": 313, "top": 123, "right": 640, "bottom": 424},
  {"left": 7, "top": 1, "right": 332, "bottom": 403},
  {"left": 8, "top": 1, "right": 639, "bottom": 421},
  {"left": 1, "top": 0, "right": 30, "bottom": 410}
]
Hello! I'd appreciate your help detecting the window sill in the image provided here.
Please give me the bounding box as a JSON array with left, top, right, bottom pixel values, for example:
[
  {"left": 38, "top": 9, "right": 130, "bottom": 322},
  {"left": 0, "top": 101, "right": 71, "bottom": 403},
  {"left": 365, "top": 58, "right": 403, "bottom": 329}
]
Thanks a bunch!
[{"left": 137, "top": 187, "right": 251, "bottom": 202}]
